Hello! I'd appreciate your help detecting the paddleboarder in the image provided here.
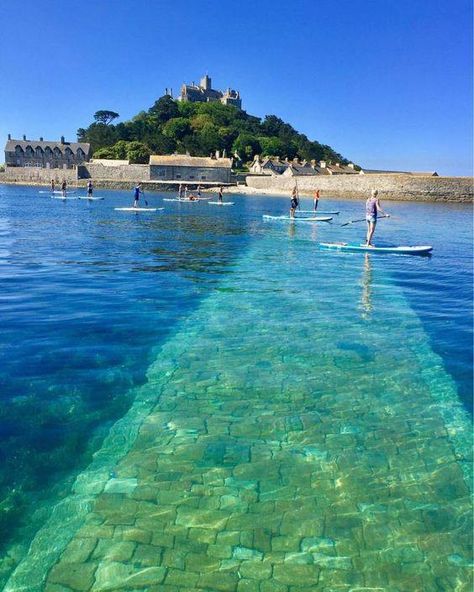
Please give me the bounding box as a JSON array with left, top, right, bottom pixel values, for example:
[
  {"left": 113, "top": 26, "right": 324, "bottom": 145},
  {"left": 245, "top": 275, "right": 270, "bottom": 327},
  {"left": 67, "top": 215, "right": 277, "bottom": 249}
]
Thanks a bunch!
[
  {"left": 218, "top": 186, "right": 224, "bottom": 203},
  {"left": 365, "top": 189, "right": 389, "bottom": 247},
  {"left": 197, "top": 185, "right": 202, "bottom": 198},
  {"left": 51, "top": 179, "right": 55, "bottom": 193},
  {"left": 133, "top": 183, "right": 143, "bottom": 207},
  {"left": 290, "top": 186, "right": 299, "bottom": 218},
  {"left": 87, "top": 180, "right": 93, "bottom": 198},
  {"left": 61, "top": 180, "right": 67, "bottom": 197},
  {"left": 313, "top": 189, "right": 320, "bottom": 212}
]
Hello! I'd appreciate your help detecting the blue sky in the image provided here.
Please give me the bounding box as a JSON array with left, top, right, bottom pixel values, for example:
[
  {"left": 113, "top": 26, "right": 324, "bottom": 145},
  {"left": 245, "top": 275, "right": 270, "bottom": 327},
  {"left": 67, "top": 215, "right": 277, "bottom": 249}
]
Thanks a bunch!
[{"left": 0, "top": 0, "right": 472, "bottom": 175}]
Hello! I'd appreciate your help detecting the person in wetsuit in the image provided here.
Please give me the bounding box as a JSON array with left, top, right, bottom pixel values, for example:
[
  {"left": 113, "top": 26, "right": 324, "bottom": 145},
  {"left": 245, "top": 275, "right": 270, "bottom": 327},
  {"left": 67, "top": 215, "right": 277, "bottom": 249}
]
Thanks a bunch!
[
  {"left": 365, "top": 189, "right": 389, "bottom": 246},
  {"left": 61, "top": 180, "right": 67, "bottom": 197},
  {"left": 313, "top": 189, "right": 320, "bottom": 211},
  {"left": 87, "top": 180, "right": 93, "bottom": 198}
]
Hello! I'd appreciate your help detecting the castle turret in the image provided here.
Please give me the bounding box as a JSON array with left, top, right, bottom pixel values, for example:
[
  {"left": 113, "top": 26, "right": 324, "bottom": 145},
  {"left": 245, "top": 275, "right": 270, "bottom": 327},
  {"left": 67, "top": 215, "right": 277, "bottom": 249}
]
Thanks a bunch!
[{"left": 200, "top": 75, "right": 211, "bottom": 90}]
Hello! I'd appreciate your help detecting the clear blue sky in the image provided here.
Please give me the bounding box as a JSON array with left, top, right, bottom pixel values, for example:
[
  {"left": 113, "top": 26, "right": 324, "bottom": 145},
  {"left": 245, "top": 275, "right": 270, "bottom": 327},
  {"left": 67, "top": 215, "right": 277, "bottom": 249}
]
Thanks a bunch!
[{"left": 0, "top": 0, "right": 472, "bottom": 175}]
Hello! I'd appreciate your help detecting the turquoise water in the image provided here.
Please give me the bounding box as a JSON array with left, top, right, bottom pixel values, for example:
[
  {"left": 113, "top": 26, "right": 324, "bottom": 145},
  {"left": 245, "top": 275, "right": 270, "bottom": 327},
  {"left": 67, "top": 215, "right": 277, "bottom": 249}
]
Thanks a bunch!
[{"left": 0, "top": 185, "right": 472, "bottom": 591}]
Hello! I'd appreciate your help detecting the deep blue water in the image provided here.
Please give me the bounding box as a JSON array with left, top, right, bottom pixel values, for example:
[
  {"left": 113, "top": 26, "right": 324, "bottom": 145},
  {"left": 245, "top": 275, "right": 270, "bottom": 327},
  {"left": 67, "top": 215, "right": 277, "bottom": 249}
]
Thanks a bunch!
[{"left": 0, "top": 184, "right": 472, "bottom": 564}]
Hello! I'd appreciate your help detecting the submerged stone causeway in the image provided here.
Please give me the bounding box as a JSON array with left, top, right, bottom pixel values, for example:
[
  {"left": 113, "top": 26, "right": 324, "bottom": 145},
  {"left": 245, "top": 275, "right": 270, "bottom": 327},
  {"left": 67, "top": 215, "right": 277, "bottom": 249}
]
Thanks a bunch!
[{"left": 6, "top": 238, "right": 472, "bottom": 592}]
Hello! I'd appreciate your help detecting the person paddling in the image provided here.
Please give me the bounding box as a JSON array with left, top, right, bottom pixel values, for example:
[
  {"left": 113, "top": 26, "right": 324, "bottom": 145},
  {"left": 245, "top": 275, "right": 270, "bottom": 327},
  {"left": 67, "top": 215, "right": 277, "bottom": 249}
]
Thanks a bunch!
[
  {"left": 218, "top": 186, "right": 224, "bottom": 203},
  {"left": 133, "top": 183, "right": 143, "bottom": 207},
  {"left": 51, "top": 179, "right": 55, "bottom": 193},
  {"left": 87, "top": 180, "right": 93, "bottom": 198},
  {"left": 290, "top": 186, "right": 299, "bottom": 218},
  {"left": 313, "top": 189, "right": 320, "bottom": 212},
  {"left": 365, "top": 189, "right": 389, "bottom": 247},
  {"left": 61, "top": 180, "right": 67, "bottom": 197}
]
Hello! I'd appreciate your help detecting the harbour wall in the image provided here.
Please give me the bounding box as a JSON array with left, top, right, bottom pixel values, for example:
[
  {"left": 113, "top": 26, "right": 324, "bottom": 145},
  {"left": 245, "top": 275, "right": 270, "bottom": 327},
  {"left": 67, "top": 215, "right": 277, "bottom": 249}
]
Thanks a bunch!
[
  {"left": 244, "top": 174, "right": 473, "bottom": 203},
  {"left": 77, "top": 163, "right": 150, "bottom": 181},
  {"left": 1, "top": 166, "right": 78, "bottom": 184}
]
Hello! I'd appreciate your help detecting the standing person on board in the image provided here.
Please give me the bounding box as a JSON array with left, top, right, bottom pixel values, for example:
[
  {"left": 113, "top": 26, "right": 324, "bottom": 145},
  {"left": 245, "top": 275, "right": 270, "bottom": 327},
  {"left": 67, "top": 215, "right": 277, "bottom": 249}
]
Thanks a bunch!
[
  {"left": 51, "top": 179, "right": 55, "bottom": 193},
  {"left": 197, "top": 185, "right": 202, "bottom": 199},
  {"left": 218, "top": 186, "right": 224, "bottom": 203},
  {"left": 61, "top": 180, "right": 67, "bottom": 197},
  {"left": 178, "top": 183, "right": 184, "bottom": 199},
  {"left": 365, "top": 189, "right": 389, "bottom": 247},
  {"left": 133, "top": 183, "right": 143, "bottom": 208},
  {"left": 313, "top": 189, "right": 320, "bottom": 212},
  {"left": 87, "top": 180, "right": 93, "bottom": 198},
  {"left": 290, "top": 186, "right": 299, "bottom": 218}
]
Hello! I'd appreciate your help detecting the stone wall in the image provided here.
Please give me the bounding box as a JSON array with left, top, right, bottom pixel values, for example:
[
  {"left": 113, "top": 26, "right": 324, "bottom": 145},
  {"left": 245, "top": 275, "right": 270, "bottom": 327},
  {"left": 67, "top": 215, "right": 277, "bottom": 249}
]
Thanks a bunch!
[
  {"left": 245, "top": 174, "right": 473, "bottom": 202},
  {"left": 150, "top": 165, "right": 230, "bottom": 183},
  {"left": 78, "top": 163, "right": 150, "bottom": 181},
  {"left": 2, "top": 166, "right": 78, "bottom": 184}
]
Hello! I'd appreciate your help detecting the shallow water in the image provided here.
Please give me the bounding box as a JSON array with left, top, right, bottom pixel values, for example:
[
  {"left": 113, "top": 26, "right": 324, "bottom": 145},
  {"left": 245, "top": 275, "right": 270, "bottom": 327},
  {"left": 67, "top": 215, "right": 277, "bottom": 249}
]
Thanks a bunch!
[{"left": 0, "top": 185, "right": 472, "bottom": 590}]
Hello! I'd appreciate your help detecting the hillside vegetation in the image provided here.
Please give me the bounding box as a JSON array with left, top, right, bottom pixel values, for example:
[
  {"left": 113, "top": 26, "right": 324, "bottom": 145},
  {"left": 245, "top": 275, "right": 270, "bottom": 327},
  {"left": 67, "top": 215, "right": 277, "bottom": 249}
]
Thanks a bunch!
[{"left": 77, "top": 96, "right": 351, "bottom": 166}]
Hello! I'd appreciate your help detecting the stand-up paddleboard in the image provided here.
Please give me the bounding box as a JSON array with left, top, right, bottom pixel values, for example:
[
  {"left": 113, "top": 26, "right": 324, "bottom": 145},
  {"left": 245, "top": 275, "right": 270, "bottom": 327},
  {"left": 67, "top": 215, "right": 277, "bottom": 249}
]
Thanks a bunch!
[
  {"left": 297, "top": 210, "right": 339, "bottom": 215},
  {"left": 114, "top": 207, "right": 163, "bottom": 212},
  {"left": 163, "top": 198, "right": 200, "bottom": 203},
  {"left": 77, "top": 196, "right": 105, "bottom": 201},
  {"left": 50, "top": 195, "right": 78, "bottom": 200},
  {"left": 263, "top": 215, "right": 332, "bottom": 222},
  {"left": 208, "top": 201, "right": 234, "bottom": 206},
  {"left": 319, "top": 242, "right": 433, "bottom": 255},
  {"left": 40, "top": 190, "right": 76, "bottom": 195}
]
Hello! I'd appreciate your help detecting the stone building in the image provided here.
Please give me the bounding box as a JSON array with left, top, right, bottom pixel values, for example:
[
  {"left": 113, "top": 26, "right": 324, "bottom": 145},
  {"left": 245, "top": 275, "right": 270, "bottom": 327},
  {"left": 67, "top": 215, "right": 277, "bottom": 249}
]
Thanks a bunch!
[
  {"left": 249, "top": 156, "right": 290, "bottom": 175},
  {"left": 149, "top": 154, "right": 232, "bottom": 183},
  {"left": 4, "top": 135, "right": 91, "bottom": 169},
  {"left": 179, "top": 75, "right": 242, "bottom": 109}
]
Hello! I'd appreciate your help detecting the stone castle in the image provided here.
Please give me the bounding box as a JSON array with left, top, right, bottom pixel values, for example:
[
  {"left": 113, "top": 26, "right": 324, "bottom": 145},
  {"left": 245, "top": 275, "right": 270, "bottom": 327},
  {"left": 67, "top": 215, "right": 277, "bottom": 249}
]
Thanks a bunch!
[{"left": 177, "top": 75, "right": 242, "bottom": 109}]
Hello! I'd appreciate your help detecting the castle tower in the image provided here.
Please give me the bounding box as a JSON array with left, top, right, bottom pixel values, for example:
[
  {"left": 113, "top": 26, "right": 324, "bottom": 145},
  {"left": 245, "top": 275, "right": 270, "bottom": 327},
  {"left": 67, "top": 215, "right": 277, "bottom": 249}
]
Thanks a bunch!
[{"left": 200, "top": 75, "right": 211, "bottom": 90}]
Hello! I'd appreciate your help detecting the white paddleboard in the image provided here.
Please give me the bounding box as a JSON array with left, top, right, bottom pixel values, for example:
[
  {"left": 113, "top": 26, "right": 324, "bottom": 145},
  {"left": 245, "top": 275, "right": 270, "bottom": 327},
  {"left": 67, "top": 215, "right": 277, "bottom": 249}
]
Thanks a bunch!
[
  {"left": 77, "top": 196, "right": 105, "bottom": 201},
  {"left": 114, "top": 207, "right": 163, "bottom": 212},
  {"left": 263, "top": 215, "right": 332, "bottom": 222},
  {"left": 51, "top": 195, "right": 78, "bottom": 200},
  {"left": 298, "top": 210, "right": 339, "bottom": 215},
  {"left": 163, "top": 198, "right": 200, "bottom": 202},
  {"left": 40, "top": 190, "right": 76, "bottom": 195},
  {"left": 319, "top": 242, "right": 433, "bottom": 255},
  {"left": 208, "top": 201, "right": 234, "bottom": 206}
]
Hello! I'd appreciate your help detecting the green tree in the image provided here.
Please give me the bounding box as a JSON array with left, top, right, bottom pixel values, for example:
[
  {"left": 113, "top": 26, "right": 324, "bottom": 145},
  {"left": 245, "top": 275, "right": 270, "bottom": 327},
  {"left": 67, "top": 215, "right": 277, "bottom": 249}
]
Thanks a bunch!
[
  {"left": 257, "top": 136, "right": 286, "bottom": 158},
  {"left": 148, "top": 96, "right": 179, "bottom": 123},
  {"left": 93, "top": 110, "right": 119, "bottom": 125},
  {"left": 126, "top": 141, "right": 151, "bottom": 164},
  {"left": 232, "top": 133, "right": 261, "bottom": 162},
  {"left": 163, "top": 117, "right": 191, "bottom": 141},
  {"left": 92, "top": 146, "right": 116, "bottom": 159}
]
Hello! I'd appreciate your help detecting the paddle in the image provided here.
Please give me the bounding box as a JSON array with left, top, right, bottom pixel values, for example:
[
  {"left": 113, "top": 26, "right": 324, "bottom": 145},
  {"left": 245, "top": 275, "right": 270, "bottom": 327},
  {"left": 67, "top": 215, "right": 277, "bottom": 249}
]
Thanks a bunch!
[
  {"left": 340, "top": 214, "right": 390, "bottom": 227},
  {"left": 142, "top": 188, "right": 148, "bottom": 206}
]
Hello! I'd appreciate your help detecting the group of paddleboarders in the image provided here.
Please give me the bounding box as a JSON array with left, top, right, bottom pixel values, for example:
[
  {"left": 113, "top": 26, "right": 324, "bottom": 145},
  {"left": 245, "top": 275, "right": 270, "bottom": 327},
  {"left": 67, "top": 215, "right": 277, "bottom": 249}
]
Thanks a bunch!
[{"left": 289, "top": 186, "right": 389, "bottom": 245}]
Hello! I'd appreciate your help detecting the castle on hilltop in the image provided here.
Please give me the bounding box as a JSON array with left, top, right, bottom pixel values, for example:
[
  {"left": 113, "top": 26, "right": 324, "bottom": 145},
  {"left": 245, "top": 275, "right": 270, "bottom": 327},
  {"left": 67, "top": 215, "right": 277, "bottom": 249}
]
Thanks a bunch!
[{"left": 177, "top": 75, "right": 242, "bottom": 109}]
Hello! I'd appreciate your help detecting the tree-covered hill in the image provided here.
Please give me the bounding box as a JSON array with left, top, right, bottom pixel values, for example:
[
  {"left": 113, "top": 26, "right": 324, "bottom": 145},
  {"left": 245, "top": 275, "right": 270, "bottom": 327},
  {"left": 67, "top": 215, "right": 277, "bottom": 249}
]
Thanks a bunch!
[{"left": 77, "top": 96, "right": 351, "bottom": 166}]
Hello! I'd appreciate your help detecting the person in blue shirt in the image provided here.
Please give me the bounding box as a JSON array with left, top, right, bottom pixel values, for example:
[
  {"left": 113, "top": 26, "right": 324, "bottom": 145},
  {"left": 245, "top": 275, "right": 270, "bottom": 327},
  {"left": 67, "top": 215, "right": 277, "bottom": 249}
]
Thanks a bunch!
[{"left": 133, "top": 183, "right": 143, "bottom": 207}]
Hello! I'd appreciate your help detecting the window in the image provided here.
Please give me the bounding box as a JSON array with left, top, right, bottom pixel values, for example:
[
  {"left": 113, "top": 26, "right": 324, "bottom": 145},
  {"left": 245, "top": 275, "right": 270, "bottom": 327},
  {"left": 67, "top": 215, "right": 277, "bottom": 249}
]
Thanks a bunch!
[
  {"left": 201, "top": 176, "right": 207, "bottom": 180},
  {"left": 176, "top": 174, "right": 181, "bottom": 179}
]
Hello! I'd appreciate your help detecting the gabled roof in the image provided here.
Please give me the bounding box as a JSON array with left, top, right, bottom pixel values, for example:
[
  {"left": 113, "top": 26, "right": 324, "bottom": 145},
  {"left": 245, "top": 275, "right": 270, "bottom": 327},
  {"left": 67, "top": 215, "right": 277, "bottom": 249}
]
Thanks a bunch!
[
  {"left": 150, "top": 155, "right": 232, "bottom": 168},
  {"left": 286, "top": 164, "right": 317, "bottom": 176},
  {"left": 5, "top": 139, "right": 90, "bottom": 153}
]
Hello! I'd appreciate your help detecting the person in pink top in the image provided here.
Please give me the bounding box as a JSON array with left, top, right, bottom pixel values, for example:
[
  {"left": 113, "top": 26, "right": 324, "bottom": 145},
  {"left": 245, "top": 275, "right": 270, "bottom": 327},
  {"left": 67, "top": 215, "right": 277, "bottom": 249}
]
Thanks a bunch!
[{"left": 365, "top": 189, "right": 389, "bottom": 246}]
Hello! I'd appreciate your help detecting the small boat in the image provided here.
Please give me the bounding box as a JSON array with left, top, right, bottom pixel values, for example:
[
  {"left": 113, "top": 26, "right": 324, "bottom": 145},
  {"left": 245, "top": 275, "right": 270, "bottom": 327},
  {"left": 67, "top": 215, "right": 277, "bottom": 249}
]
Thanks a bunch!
[
  {"left": 319, "top": 242, "right": 433, "bottom": 255},
  {"left": 263, "top": 215, "right": 332, "bottom": 222}
]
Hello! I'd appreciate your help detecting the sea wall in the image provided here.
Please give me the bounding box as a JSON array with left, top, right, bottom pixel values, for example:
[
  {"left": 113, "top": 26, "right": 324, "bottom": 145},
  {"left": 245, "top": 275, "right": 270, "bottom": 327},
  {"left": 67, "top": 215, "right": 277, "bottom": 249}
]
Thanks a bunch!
[
  {"left": 78, "top": 163, "right": 150, "bottom": 181},
  {"left": 245, "top": 174, "right": 473, "bottom": 202},
  {"left": 2, "top": 166, "right": 78, "bottom": 184}
]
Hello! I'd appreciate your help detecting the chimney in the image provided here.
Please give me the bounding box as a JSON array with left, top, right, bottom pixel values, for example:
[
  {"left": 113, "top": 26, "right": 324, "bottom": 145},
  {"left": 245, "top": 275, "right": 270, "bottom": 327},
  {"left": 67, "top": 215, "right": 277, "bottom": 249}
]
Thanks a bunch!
[
  {"left": 293, "top": 157, "right": 299, "bottom": 164},
  {"left": 302, "top": 159, "right": 307, "bottom": 166},
  {"left": 23, "top": 134, "right": 26, "bottom": 141},
  {"left": 216, "top": 150, "right": 221, "bottom": 159},
  {"left": 310, "top": 159, "right": 316, "bottom": 167},
  {"left": 319, "top": 160, "right": 326, "bottom": 168},
  {"left": 285, "top": 157, "right": 289, "bottom": 163},
  {"left": 7, "top": 133, "right": 11, "bottom": 140},
  {"left": 60, "top": 136, "right": 65, "bottom": 144}
]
